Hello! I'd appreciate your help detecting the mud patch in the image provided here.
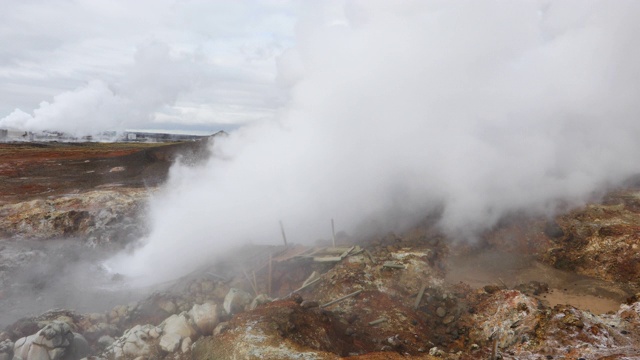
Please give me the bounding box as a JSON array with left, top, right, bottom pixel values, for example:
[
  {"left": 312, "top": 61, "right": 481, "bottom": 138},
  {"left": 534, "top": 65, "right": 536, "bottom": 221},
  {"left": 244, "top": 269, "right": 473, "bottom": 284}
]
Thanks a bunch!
[{"left": 445, "top": 250, "right": 632, "bottom": 314}]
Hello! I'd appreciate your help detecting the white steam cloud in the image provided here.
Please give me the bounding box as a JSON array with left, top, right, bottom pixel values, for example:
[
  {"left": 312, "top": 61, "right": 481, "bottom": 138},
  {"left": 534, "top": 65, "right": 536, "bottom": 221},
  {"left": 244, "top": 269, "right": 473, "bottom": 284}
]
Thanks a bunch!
[
  {"left": 0, "top": 42, "right": 204, "bottom": 135},
  {"left": 106, "top": 0, "right": 640, "bottom": 282}
]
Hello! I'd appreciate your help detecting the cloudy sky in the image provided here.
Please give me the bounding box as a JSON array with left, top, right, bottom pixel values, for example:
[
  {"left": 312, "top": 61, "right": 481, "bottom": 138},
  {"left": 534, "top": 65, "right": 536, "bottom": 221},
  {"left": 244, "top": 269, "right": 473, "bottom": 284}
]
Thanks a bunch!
[{"left": 0, "top": 0, "right": 299, "bottom": 133}]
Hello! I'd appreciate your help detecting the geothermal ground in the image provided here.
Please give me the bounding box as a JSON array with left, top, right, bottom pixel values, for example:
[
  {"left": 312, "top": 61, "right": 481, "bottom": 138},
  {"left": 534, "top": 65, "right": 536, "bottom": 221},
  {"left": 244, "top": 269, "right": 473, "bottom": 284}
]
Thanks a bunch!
[{"left": 2, "top": 141, "right": 640, "bottom": 359}]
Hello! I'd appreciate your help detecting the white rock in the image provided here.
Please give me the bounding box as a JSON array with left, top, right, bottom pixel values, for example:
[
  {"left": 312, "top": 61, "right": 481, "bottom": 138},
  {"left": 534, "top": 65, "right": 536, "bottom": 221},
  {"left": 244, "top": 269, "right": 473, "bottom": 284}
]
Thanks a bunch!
[
  {"left": 161, "top": 313, "right": 197, "bottom": 339},
  {"left": 107, "top": 324, "right": 154, "bottom": 358},
  {"left": 13, "top": 321, "right": 86, "bottom": 360},
  {"left": 122, "top": 341, "right": 149, "bottom": 358},
  {"left": 223, "top": 288, "right": 252, "bottom": 315},
  {"left": 249, "top": 294, "right": 272, "bottom": 310},
  {"left": 157, "top": 299, "right": 177, "bottom": 314},
  {"left": 149, "top": 326, "right": 163, "bottom": 338},
  {"left": 159, "top": 333, "right": 181, "bottom": 353},
  {"left": 429, "top": 346, "right": 444, "bottom": 357},
  {"left": 181, "top": 337, "right": 193, "bottom": 353},
  {"left": 97, "top": 335, "right": 115, "bottom": 348},
  {"left": 213, "top": 322, "right": 229, "bottom": 336},
  {"left": 189, "top": 302, "right": 220, "bottom": 334}
]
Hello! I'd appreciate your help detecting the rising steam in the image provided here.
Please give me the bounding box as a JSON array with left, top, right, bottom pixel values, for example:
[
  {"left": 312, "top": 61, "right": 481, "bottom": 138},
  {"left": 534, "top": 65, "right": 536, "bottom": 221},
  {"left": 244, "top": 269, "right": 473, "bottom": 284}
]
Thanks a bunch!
[{"left": 86, "top": 1, "right": 640, "bottom": 282}]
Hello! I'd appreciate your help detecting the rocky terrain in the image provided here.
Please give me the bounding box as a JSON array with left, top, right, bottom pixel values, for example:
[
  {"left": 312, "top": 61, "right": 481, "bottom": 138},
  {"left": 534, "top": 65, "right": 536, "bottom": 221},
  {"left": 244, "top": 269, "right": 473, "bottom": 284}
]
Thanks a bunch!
[{"left": 2, "top": 140, "right": 640, "bottom": 359}]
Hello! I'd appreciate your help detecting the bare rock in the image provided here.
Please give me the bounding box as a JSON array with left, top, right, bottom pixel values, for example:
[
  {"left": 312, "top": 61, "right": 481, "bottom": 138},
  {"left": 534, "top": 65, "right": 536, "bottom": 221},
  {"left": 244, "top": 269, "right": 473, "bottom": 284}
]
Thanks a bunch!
[
  {"left": 104, "top": 324, "right": 155, "bottom": 359},
  {"left": 189, "top": 302, "right": 220, "bottom": 335},
  {"left": 213, "top": 322, "right": 229, "bottom": 336},
  {"left": 13, "top": 321, "right": 87, "bottom": 360},
  {"left": 97, "top": 335, "right": 115, "bottom": 349},
  {"left": 300, "top": 300, "right": 319, "bottom": 309},
  {"left": 157, "top": 313, "right": 197, "bottom": 354},
  {"left": 0, "top": 339, "right": 14, "bottom": 360},
  {"left": 159, "top": 333, "right": 181, "bottom": 353},
  {"left": 223, "top": 288, "right": 252, "bottom": 315},
  {"left": 161, "top": 313, "right": 197, "bottom": 339},
  {"left": 0, "top": 189, "right": 148, "bottom": 244},
  {"left": 249, "top": 294, "right": 272, "bottom": 310},
  {"left": 467, "top": 290, "right": 539, "bottom": 349},
  {"left": 181, "top": 337, "right": 192, "bottom": 353}
]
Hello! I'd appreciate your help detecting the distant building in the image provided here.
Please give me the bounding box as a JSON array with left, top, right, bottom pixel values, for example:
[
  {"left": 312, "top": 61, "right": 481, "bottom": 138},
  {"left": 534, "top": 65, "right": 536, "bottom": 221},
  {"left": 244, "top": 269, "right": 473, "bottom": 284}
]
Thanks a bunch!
[
  {"left": 121, "top": 129, "right": 223, "bottom": 142},
  {"left": 0, "top": 128, "right": 227, "bottom": 143}
]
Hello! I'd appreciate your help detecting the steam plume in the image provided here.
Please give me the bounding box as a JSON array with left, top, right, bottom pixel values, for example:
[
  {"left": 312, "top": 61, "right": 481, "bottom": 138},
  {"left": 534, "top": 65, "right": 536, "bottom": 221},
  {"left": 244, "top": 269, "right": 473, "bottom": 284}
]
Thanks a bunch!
[
  {"left": 0, "top": 42, "right": 205, "bottom": 135},
  {"left": 109, "top": 0, "right": 640, "bottom": 282}
]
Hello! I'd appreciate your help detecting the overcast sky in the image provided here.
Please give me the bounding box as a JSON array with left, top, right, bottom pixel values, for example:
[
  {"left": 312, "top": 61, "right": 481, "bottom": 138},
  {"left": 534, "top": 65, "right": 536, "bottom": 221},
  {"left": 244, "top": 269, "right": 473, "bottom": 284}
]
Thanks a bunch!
[{"left": 0, "top": 0, "right": 299, "bottom": 133}]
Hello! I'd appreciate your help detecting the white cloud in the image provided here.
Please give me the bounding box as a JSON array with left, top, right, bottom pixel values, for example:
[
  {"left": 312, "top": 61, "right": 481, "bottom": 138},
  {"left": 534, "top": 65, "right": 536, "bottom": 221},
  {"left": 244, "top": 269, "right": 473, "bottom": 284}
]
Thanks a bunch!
[{"left": 0, "top": 0, "right": 295, "bottom": 130}]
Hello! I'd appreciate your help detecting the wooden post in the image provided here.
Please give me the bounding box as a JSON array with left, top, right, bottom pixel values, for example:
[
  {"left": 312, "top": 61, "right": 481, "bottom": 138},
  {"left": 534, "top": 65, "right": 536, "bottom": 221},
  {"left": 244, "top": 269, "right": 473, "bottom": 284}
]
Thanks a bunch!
[
  {"left": 243, "top": 269, "right": 258, "bottom": 296},
  {"left": 268, "top": 254, "right": 273, "bottom": 297},
  {"left": 252, "top": 270, "right": 258, "bottom": 295},
  {"left": 331, "top": 218, "right": 336, "bottom": 248},
  {"left": 368, "top": 317, "right": 387, "bottom": 326},
  {"left": 279, "top": 220, "right": 288, "bottom": 247},
  {"left": 293, "top": 277, "right": 321, "bottom": 293},
  {"left": 320, "top": 290, "right": 363, "bottom": 308},
  {"left": 414, "top": 284, "right": 427, "bottom": 310}
]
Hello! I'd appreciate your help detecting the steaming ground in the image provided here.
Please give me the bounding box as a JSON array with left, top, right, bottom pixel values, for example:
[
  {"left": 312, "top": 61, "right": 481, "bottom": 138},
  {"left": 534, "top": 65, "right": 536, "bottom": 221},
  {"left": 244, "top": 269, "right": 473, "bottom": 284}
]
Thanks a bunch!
[
  {"left": 0, "top": 238, "right": 156, "bottom": 328},
  {"left": 106, "top": 1, "right": 640, "bottom": 285}
]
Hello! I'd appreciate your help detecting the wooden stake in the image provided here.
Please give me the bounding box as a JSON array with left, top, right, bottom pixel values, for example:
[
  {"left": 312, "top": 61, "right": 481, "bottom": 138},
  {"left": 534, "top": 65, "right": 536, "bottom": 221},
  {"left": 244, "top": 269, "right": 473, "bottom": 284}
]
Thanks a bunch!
[
  {"left": 268, "top": 254, "right": 273, "bottom": 297},
  {"left": 320, "top": 290, "right": 363, "bottom": 308},
  {"left": 490, "top": 330, "right": 500, "bottom": 360},
  {"left": 364, "top": 249, "right": 374, "bottom": 263},
  {"left": 331, "top": 218, "right": 336, "bottom": 248},
  {"left": 414, "top": 284, "right": 427, "bottom": 310},
  {"left": 293, "top": 277, "right": 321, "bottom": 293},
  {"left": 382, "top": 261, "right": 406, "bottom": 269},
  {"left": 368, "top": 317, "right": 387, "bottom": 326},
  {"left": 279, "top": 220, "right": 288, "bottom": 246},
  {"left": 252, "top": 270, "right": 258, "bottom": 295},
  {"left": 243, "top": 269, "right": 258, "bottom": 296},
  {"left": 491, "top": 337, "right": 498, "bottom": 360}
]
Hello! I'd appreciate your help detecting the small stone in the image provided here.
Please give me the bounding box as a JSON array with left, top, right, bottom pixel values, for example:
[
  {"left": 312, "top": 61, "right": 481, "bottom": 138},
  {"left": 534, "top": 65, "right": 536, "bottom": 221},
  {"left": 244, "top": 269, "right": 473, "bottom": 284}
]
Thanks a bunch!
[
  {"left": 181, "top": 337, "right": 192, "bottom": 353},
  {"left": 443, "top": 315, "right": 455, "bottom": 324},
  {"left": 249, "top": 294, "right": 272, "bottom": 310},
  {"left": 436, "top": 307, "right": 447, "bottom": 317},
  {"left": 159, "top": 333, "right": 181, "bottom": 353},
  {"left": 300, "top": 300, "right": 319, "bottom": 309},
  {"left": 484, "top": 285, "right": 501, "bottom": 294},
  {"left": 213, "top": 322, "right": 229, "bottom": 336},
  {"left": 387, "top": 335, "right": 400, "bottom": 346},
  {"left": 291, "top": 293, "right": 303, "bottom": 304},
  {"left": 429, "top": 346, "right": 444, "bottom": 357},
  {"left": 149, "top": 327, "right": 162, "bottom": 339},
  {"left": 98, "top": 335, "right": 115, "bottom": 348}
]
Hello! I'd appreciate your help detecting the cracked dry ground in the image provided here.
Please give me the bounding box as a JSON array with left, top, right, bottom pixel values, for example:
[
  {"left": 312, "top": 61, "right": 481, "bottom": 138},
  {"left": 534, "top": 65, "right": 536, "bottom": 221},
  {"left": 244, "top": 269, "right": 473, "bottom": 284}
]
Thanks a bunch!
[{"left": 2, "top": 142, "right": 640, "bottom": 359}]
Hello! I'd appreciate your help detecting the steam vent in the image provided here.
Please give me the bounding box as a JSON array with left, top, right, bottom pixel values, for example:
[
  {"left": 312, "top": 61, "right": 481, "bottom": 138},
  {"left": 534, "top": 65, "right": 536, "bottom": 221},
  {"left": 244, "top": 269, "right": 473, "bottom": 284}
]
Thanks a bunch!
[{"left": 3, "top": 1, "right": 640, "bottom": 359}]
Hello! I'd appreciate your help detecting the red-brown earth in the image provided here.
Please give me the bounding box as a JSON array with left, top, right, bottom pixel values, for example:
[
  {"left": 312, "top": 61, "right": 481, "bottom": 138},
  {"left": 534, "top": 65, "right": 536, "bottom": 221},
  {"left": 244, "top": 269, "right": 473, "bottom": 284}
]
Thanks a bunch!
[{"left": 2, "top": 140, "right": 640, "bottom": 359}]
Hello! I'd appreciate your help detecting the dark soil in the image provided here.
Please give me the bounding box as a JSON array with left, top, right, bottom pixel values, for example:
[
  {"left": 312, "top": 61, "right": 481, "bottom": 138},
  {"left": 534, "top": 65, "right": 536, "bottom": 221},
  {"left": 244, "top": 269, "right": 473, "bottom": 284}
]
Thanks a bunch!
[{"left": 0, "top": 140, "right": 212, "bottom": 201}]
